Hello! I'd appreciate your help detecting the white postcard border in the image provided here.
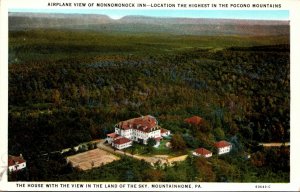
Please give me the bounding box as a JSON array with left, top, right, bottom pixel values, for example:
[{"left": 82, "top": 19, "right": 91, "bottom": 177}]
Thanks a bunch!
[{"left": 1, "top": 0, "right": 299, "bottom": 191}]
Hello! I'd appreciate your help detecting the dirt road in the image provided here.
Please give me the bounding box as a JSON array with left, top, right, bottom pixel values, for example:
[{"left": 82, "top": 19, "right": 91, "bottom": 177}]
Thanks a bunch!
[
  {"left": 259, "top": 142, "right": 290, "bottom": 147},
  {"left": 167, "top": 155, "right": 188, "bottom": 164}
]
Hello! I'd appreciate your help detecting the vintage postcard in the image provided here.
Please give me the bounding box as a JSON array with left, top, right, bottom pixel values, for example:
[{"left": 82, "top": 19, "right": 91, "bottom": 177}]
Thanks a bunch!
[{"left": 1, "top": 0, "right": 300, "bottom": 191}]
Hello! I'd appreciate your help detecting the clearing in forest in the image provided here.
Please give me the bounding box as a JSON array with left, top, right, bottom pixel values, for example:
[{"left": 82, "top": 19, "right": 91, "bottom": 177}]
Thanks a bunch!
[{"left": 66, "top": 148, "right": 119, "bottom": 171}]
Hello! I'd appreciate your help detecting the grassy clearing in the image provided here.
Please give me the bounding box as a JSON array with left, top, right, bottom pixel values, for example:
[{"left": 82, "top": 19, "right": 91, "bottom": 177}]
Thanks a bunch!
[{"left": 123, "top": 138, "right": 188, "bottom": 157}]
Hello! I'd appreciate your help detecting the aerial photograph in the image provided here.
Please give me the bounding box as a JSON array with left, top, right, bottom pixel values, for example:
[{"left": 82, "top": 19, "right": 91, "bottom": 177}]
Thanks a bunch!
[{"left": 8, "top": 9, "right": 290, "bottom": 182}]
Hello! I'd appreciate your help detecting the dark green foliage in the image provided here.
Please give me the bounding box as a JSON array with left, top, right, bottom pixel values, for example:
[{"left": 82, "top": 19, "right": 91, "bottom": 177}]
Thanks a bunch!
[
  {"left": 251, "top": 146, "right": 290, "bottom": 173},
  {"left": 8, "top": 29, "right": 289, "bottom": 182},
  {"left": 182, "top": 134, "right": 200, "bottom": 149},
  {"left": 214, "top": 127, "right": 225, "bottom": 140},
  {"left": 147, "top": 138, "right": 157, "bottom": 147},
  {"left": 170, "top": 133, "right": 186, "bottom": 151},
  {"left": 8, "top": 169, "right": 29, "bottom": 181}
]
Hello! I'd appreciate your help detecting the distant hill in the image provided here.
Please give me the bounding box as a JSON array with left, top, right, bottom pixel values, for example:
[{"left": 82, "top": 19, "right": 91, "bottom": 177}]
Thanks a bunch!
[
  {"left": 9, "top": 12, "right": 289, "bottom": 36},
  {"left": 9, "top": 13, "right": 111, "bottom": 30},
  {"left": 119, "top": 15, "right": 288, "bottom": 26}
]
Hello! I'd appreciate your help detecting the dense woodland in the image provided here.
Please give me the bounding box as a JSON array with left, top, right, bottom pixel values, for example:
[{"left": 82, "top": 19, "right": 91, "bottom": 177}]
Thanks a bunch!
[{"left": 8, "top": 29, "right": 289, "bottom": 182}]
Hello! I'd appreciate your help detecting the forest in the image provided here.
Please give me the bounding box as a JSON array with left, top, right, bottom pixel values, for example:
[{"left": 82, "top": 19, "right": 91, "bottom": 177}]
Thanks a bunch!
[{"left": 8, "top": 28, "right": 289, "bottom": 182}]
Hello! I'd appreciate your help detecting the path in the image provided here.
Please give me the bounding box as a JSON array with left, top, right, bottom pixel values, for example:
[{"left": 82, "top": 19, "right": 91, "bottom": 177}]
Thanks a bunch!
[
  {"left": 167, "top": 155, "right": 188, "bottom": 164},
  {"left": 259, "top": 142, "right": 290, "bottom": 147}
]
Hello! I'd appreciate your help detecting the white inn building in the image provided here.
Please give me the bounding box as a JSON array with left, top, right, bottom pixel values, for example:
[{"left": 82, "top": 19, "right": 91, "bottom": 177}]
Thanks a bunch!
[{"left": 107, "top": 115, "right": 169, "bottom": 150}]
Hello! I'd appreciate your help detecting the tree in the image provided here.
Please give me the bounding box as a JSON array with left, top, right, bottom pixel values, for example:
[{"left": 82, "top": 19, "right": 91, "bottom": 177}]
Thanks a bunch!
[
  {"left": 214, "top": 127, "right": 225, "bottom": 140},
  {"left": 52, "top": 89, "right": 62, "bottom": 106},
  {"left": 193, "top": 157, "right": 216, "bottom": 182},
  {"left": 87, "top": 143, "right": 94, "bottom": 150},
  {"left": 199, "top": 119, "right": 213, "bottom": 133},
  {"left": 170, "top": 133, "right": 186, "bottom": 151},
  {"left": 145, "top": 138, "right": 156, "bottom": 153},
  {"left": 130, "top": 143, "right": 138, "bottom": 155},
  {"left": 147, "top": 137, "right": 157, "bottom": 147},
  {"left": 251, "top": 151, "right": 265, "bottom": 167},
  {"left": 182, "top": 134, "right": 199, "bottom": 148},
  {"left": 142, "top": 169, "right": 164, "bottom": 181}
]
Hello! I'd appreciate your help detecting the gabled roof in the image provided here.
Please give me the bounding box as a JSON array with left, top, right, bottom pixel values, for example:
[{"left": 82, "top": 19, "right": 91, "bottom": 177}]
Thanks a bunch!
[
  {"left": 8, "top": 155, "right": 26, "bottom": 167},
  {"left": 117, "top": 115, "right": 158, "bottom": 132},
  {"left": 215, "top": 140, "right": 231, "bottom": 148},
  {"left": 107, "top": 133, "right": 119, "bottom": 138},
  {"left": 160, "top": 128, "right": 169, "bottom": 134},
  {"left": 184, "top": 116, "right": 203, "bottom": 126},
  {"left": 194, "top": 148, "right": 212, "bottom": 155},
  {"left": 113, "top": 137, "right": 132, "bottom": 145}
]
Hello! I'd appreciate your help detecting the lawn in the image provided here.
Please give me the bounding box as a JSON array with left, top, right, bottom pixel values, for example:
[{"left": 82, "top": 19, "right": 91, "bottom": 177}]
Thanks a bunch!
[
  {"left": 123, "top": 137, "right": 187, "bottom": 157},
  {"left": 155, "top": 139, "right": 172, "bottom": 154}
]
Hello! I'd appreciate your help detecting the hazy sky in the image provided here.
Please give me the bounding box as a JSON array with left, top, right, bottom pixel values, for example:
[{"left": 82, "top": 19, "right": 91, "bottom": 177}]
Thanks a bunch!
[{"left": 10, "top": 9, "right": 289, "bottom": 20}]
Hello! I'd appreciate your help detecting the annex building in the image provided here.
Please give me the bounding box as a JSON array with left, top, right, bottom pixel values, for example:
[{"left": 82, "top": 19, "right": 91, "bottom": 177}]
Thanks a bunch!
[
  {"left": 8, "top": 154, "right": 26, "bottom": 172},
  {"left": 215, "top": 140, "right": 232, "bottom": 155}
]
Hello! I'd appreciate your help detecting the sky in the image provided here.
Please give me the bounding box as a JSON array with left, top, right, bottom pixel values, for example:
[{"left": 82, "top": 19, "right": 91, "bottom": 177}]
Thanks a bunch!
[{"left": 10, "top": 9, "right": 289, "bottom": 21}]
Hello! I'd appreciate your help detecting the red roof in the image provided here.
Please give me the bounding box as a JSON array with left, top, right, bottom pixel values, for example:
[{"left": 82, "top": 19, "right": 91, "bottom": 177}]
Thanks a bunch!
[
  {"left": 184, "top": 116, "right": 203, "bottom": 125},
  {"left": 215, "top": 141, "right": 231, "bottom": 148},
  {"left": 107, "top": 133, "right": 119, "bottom": 138},
  {"left": 113, "top": 137, "right": 132, "bottom": 145},
  {"left": 194, "top": 148, "right": 212, "bottom": 156},
  {"left": 117, "top": 115, "right": 158, "bottom": 132},
  {"left": 8, "top": 155, "right": 26, "bottom": 167},
  {"left": 160, "top": 128, "right": 169, "bottom": 134}
]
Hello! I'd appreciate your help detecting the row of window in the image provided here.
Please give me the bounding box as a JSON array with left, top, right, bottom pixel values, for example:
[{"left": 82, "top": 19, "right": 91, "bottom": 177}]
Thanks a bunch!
[
  {"left": 116, "top": 142, "right": 132, "bottom": 149},
  {"left": 120, "top": 130, "right": 160, "bottom": 138}
]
